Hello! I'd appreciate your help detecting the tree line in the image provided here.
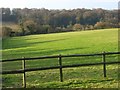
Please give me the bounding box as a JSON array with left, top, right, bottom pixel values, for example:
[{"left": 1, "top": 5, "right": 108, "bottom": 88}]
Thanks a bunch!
[{"left": 1, "top": 8, "right": 118, "bottom": 37}]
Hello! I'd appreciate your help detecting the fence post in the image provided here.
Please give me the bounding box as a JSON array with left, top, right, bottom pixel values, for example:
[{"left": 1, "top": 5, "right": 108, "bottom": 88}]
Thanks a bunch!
[
  {"left": 59, "top": 54, "right": 63, "bottom": 82},
  {"left": 22, "top": 57, "right": 26, "bottom": 88},
  {"left": 102, "top": 51, "right": 106, "bottom": 77}
]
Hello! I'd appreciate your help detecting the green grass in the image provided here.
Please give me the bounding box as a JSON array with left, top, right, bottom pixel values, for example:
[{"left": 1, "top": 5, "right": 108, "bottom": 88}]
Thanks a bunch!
[
  {"left": 2, "top": 28, "right": 118, "bottom": 59},
  {"left": 2, "top": 28, "right": 119, "bottom": 88}
]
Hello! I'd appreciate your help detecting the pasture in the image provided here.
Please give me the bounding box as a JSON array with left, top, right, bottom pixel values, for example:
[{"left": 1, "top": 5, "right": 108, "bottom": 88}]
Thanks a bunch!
[{"left": 2, "top": 28, "right": 119, "bottom": 88}]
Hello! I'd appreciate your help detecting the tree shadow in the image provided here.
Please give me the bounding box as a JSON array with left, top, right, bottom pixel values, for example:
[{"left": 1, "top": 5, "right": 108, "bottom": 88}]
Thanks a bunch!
[
  {"left": 33, "top": 47, "right": 89, "bottom": 56},
  {"left": 3, "top": 38, "right": 69, "bottom": 49}
]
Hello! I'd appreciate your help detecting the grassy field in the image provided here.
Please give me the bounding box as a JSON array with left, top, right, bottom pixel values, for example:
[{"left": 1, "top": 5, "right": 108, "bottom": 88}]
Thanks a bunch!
[{"left": 2, "top": 28, "right": 119, "bottom": 88}]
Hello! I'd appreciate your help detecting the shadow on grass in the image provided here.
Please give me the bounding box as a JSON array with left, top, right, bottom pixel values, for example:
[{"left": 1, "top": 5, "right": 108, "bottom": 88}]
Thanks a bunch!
[
  {"left": 2, "top": 38, "right": 69, "bottom": 49},
  {"left": 24, "top": 47, "right": 89, "bottom": 57},
  {"left": 2, "top": 46, "right": 89, "bottom": 59}
]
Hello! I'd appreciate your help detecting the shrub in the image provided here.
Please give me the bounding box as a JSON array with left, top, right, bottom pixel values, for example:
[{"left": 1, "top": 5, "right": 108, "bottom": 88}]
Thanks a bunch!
[
  {"left": 73, "top": 24, "right": 83, "bottom": 31},
  {"left": 94, "top": 22, "right": 111, "bottom": 29},
  {"left": 2, "top": 26, "right": 12, "bottom": 37}
]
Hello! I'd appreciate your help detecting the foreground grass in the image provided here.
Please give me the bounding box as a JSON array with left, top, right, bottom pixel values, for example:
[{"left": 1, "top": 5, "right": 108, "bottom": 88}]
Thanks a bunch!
[
  {"left": 2, "top": 28, "right": 119, "bottom": 88},
  {"left": 2, "top": 65, "right": 119, "bottom": 88}
]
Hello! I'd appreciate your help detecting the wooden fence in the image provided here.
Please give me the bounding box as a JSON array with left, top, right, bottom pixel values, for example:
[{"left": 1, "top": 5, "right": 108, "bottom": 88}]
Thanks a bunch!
[{"left": 1, "top": 51, "right": 120, "bottom": 88}]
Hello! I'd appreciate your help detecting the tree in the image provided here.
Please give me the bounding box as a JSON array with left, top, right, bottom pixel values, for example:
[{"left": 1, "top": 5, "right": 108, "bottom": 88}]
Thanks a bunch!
[
  {"left": 2, "top": 27, "right": 12, "bottom": 37},
  {"left": 82, "top": 11, "right": 99, "bottom": 25},
  {"left": 19, "top": 17, "right": 26, "bottom": 35},
  {"left": 42, "top": 25, "right": 51, "bottom": 33},
  {"left": 1, "top": 7, "right": 119, "bottom": 36},
  {"left": 24, "top": 20, "right": 37, "bottom": 34}
]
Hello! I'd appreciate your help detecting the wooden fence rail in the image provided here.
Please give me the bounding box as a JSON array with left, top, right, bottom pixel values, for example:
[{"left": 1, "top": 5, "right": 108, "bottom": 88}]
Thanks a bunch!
[
  {"left": 1, "top": 51, "right": 120, "bottom": 62},
  {"left": 1, "top": 51, "right": 120, "bottom": 88}
]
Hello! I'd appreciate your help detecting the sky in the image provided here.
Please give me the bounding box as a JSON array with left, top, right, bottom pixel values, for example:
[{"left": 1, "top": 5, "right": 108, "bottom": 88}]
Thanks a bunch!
[{"left": 0, "top": 0, "right": 119, "bottom": 10}]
